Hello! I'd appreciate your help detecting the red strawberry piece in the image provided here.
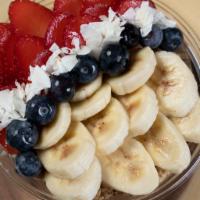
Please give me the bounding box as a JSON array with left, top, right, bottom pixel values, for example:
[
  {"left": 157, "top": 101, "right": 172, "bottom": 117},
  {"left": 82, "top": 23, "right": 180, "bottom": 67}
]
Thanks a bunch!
[
  {"left": 64, "top": 16, "right": 86, "bottom": 49},
  {"left": 32, "top": 50, "right": 51, "bottom": 66},
  {"left": 117, "top": 0, "right": 155, "bottom": 15},
  {"left": 80, "top": 14, "right": 99, "bottom": 24},
  {"left": 5, "top": 35, "right": 18, "bottom": 72},
  {"left": 15, "top": 36, "right": 46, "bottom": 82},
  {"left": 54, "top": 0, "right": 82, "bottom": 16},
  {"left": 9, "top": 0, "right": 53, "bottom": 38},
  {"left": 0, "top": 34, "right": 19, "bottom": 90},
  {"left": 0, "top": 23, "right": 16, "bottom": 89},
  {"left": 0, "top": 23, "right": 12, "bottom": 52},
  {"left": 82, "top": 3, "right": 110, "bottom": 18},
  {"left": 0, "top": 129, "right": 18, "bottom": 155},
  {"left": 82, "top": 0, "right": 115, "bottom": 6},
  {"left": 45, "top": 13, "right": 72, "bottom": 48}
]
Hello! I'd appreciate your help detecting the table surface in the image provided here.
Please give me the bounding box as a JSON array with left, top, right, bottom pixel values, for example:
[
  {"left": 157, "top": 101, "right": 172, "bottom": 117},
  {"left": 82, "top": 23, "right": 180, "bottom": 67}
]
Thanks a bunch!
[{"left": 0, "top": 0, "right": 200, "bottom": 199}]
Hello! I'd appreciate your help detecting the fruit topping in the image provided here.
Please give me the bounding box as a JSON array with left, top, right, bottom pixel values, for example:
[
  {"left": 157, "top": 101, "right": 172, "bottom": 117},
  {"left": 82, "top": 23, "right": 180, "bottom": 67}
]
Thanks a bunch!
[
  {"left": 100, "top": 43, "right": 130, "bottom": 77},
  {"left": 0, "top": 129, "right": 18, "bottom": 154},
  {"left": 6, "top": 120, "right": 39, "bottom": 152},
  {"left": 16, "top": 36, "right": 46, "bottom": 81},
  {"left": 140, "top": 25, "right": 163, "bottom": 49},
  {"left": 50, "top": 73, "right": 76, "bottom": 102},
  {"left": 72, "top": 55, "right": 99, "bottom": 84},
  {"left": 117, "top": 0, "right": 155, "bottom": 15},
  {"left": 160, "top": 27, "right": 183, "bottom": 51},
  {"left": 0, "top": 36, "right": 18, "bottom": 90},
  {"left": 25, "top": 95, "right": 56, "bottom": 126},
  {"left": 120, "top": 23, "right": 140, "bottom": 48},
  {"left": 82, "top": 0, "right": 115, "bottom": 7},
  {"left": 82, "top": 3, "right": 111, "bottom": 18},
  {"left": 0, "top": 23, "right": 12, "bottom": 53},
  {"left": 46, "top": 13, "right": 72, "bottom": 48},
  {"left": 9, "top": 0, "right": 53, "bottom": 38},
  {"left": 15, "top": 151, "right": 42, "bottom": 177},
  {"left": 31, "top": 49, "right": 51, "bottom": 67},
  {"left": 54, "top": 0, "right": 82, "bottom": 16},
  {"left": 64, "top": 16, "right": 86, "bottom": 48}
]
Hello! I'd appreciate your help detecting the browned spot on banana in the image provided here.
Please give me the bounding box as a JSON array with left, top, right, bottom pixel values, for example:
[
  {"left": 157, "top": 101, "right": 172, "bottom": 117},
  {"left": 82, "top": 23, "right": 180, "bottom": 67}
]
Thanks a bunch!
[{"left": 60, "top": 145, "right": 75, "bottom": 160}]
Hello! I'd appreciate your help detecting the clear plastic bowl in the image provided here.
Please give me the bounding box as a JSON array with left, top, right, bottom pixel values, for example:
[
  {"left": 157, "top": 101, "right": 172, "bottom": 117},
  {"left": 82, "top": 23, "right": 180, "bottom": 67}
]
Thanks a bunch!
[{"left": 0, "top": 1, "right": 200, "bottom": 200}]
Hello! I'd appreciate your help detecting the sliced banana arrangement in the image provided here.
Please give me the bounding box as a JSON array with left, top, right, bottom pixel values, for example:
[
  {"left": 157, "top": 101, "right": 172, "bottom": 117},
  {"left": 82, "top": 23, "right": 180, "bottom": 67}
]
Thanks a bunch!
[
  {"left": 45, "top": 157, "right": 102, "bottom": 200},
  {"left": 71, "top": 84, "right": 112, "bottom": 121},
  {"left": 108, "top": 47, "right": 157, "bottom": 95},
  {"left": 72, "top": 75, "right": 102, "bottom": 102},
  {"left": 172, "top": 99, "right": 200, "bottom": 143},
  {"left": 39, "top": 122, "right": 96, "bottom": 179},
  {"left": 85, "top": 98, "right": 129, "bottom": 155},
  {"left": 139, "top": 113, "right": 191, "bottom": 174},
  {"left": 119, "top": 85, "right": 158, "bottom": 137},
  {"left": 151, "top": 51, "right": 198, "bottom": 118},
  {"left": 35, "top": 103, "right": 71, "bottom": 150},
  {"left": 98, "top": 138, "right": 159, "bottom": 195}
]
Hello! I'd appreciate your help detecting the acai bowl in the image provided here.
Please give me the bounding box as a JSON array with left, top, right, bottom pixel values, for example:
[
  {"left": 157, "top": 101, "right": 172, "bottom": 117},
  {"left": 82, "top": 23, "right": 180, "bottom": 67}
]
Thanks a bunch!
[{"left": 0, "top": 0, "right": 200, "bottom": 200}]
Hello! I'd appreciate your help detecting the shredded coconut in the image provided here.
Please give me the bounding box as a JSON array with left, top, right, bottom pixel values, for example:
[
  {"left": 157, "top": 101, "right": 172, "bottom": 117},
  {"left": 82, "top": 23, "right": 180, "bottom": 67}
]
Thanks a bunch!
[
  {"left": 25, "top": 66, "right": 51, "bottom": 101},
  {"left": 122, "top": 1, "right": 176, "bottom": 36},
  {"left": 0, "top": 89, "right": 26, "bottom": 131},
  {"left": 81, "top": 8, "right": 124, "bottom": 57}
]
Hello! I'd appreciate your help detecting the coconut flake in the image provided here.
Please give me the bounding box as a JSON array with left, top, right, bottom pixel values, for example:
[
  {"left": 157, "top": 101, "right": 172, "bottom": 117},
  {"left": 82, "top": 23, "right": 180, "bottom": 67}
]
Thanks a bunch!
[
  {"left": 154, "top": 12, "right": 176, "bottom": 29},
  {"left": 121, "top": 2, "right": 176, "bottom": 37},
  {"left": 81, "top": 8, "right": 124, "bottom": 57},
  {"left": 25, "top": 66, "right": 51, "bottom": 101},
  {"left": 44, "top": 43, "right": 90, "bottom": 75},
  {"left": 0, "top": 89, "right": 26, "bottom": 131}
]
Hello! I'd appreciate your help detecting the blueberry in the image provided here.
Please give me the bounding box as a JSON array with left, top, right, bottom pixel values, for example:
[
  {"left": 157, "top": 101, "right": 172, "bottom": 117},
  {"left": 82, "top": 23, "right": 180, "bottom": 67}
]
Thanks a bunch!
[
  {"left": 160, "top": 27, "right": 183, "bottom": 51},
  {"left": 50, "top": 73, "right": 76, "bottom": 102},
  {"left": 140, "top": 25, "right": 163, "bottom": 49},
  {"left": 15, "top": 151, "right": 42, "bottom": 177},
  {"left": 72, "top": 55, "right": 99, "bottom": 84},
  {"left": 99, "top": 43, "right": 130, "bottom": 77},
  {"left": 25, "top": 95, "right": 56, "bottom": 125},
  {"left": 6, "top": 120, "right": 39, "bottom": 152},
  {"left": 120, "top": 23, "right": 140, "bottom": 48}
]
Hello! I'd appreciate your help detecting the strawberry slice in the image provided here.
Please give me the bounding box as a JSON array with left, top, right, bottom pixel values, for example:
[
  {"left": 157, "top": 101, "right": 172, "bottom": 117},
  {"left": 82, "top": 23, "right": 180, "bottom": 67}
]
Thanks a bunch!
[
  {"left": 32, "top": 50, "right": 51, "bottom": 66},
  {"left": 0, "top": 31, "right": 18, "bottom": 90},
  {"left": 117, "top": 0, "right": 155, "bottom": 15},
  {"left": 64, "top": 16, "right": 86, "bottom": 49},
  {"left": 0, "top": 129, "right": 18, "bottom": 155},
  {"left": 0, "top": 23, "right": 12, "bottom": 52},
  {"left": 54, "top": 0, "right": 82, "bottom": 16},
  {"left": 82, "top": 3, "right": 110, "bottom": 18},
  {"left": 82, "top": 0, "right": 115, "bottom": 7},
  {"left": 9, "top": 0, "right": 53, "bottom": 38},
  {"left": 15, "top": 36, "right": 46, "bottom": 81},
  {"left": 80, "top": 14, "right": 99, "bottom": 24},
  {"left": 46, "top": 13, "right": 72, "bottom": 47}
]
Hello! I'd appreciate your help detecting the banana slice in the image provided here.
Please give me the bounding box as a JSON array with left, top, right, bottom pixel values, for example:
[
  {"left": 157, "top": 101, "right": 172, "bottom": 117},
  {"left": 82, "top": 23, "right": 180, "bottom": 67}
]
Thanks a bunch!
[
  {"left": 35, "top": 103, "right": 71, "bottom": 150},
  {"left": 45, "top": 157, "right": 102, "bottom": 200},
  {"left": 140, "top": 113, "right": 191, "bottom": 174},
  {"left": 71, "top": 84, "right": 111, "bottom": 121},
  {"left": 39, "top": 122, "right": 96, "bottom": 179},
  {"left": 108, "top": 47, "right": 156, "bottom": 95},
  {"left": 72, "top": 75, "right": 102, "bottom": 102},
  {"left": 98, "top": 138, "right": 159, "bottom": 195},
  {"left": 152, "top": 51, "right": 198, "bottom": 117},
  {"left": 85, "top": 98, "right": 129, "bottom": 155},
  {"left": 119, "top": 85, "right": 158, "bottom": 137},
  {"left": 172, "top": 99, "right": 200, "bottom": 143}
]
